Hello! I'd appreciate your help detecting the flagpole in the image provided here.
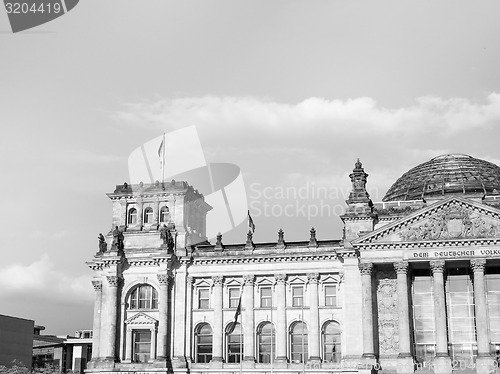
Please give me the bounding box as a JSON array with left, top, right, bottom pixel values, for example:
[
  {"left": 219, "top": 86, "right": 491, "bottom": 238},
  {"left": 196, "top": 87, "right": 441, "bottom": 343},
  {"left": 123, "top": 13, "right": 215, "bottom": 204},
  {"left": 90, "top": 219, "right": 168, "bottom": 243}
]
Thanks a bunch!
[{"left": 161, "top": 132, "right": 166, "bottom": 185}]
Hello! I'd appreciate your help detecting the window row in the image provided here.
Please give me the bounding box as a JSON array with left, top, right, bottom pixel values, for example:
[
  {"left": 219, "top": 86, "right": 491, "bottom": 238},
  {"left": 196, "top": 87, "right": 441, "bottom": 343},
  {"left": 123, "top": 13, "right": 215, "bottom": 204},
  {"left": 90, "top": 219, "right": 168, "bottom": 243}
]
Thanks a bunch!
[
  {"left": 197, "top": 284, "right": 338, "bottom": 309},
  {"left": 194, "top": 321, "right": 341, "bottom": 364},
  {"left": 127, "top": 206, "right": 171, "bottom": 225}
]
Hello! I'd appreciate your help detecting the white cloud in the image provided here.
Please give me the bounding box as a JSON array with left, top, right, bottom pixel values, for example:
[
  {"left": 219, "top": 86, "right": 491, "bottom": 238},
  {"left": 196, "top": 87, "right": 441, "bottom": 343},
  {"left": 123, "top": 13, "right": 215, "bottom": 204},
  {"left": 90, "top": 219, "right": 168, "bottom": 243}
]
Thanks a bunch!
[
  {"left": 113, "top": 93, "right": 500, "bottom": 202},
  {"left": 0, "top": 255, "right": 93, "bottom": 305}
]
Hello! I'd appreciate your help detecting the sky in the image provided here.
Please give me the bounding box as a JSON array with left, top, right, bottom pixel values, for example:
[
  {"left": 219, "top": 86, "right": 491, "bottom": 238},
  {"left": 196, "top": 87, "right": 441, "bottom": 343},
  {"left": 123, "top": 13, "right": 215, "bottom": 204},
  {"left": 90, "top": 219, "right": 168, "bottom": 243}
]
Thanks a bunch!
[{"left": 1, "top": 0, "right": 500, "bottom": 334}]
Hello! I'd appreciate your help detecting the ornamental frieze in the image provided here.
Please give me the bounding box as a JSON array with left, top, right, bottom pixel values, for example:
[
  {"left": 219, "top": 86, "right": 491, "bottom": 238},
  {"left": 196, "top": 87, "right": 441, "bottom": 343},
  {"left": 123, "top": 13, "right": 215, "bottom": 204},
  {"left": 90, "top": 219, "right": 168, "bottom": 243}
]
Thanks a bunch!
[
  {"left": 376, "top": 271, "right": 399, "bottom": 355},
  {"left": 399, "top": 205, "right": 500, "bottom": 241}
]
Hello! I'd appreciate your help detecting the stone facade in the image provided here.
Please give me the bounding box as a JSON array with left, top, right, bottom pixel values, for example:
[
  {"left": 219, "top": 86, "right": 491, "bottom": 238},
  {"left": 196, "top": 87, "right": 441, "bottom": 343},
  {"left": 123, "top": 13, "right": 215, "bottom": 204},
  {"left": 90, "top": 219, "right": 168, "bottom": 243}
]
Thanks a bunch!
[{"left": 87, "top": 155, "right": 500, "bottom": 374}]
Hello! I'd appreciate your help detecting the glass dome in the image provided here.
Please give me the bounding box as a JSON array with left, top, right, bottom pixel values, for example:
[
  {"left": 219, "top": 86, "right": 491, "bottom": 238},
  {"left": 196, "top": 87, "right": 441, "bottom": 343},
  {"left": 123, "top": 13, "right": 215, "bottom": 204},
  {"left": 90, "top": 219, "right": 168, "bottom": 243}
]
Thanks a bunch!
[{"left": 382, "top": 154, "right": 500, "bottom": 202}]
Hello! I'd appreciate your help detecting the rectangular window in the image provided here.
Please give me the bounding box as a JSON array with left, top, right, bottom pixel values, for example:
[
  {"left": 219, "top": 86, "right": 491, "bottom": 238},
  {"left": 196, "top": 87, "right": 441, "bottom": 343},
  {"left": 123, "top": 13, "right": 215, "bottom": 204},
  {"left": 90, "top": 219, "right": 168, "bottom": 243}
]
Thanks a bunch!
[
  {"left": 292, "top": 286, "right": 304, "bottom": 307},
  {"left": 325, "top": 284, "right": 337, "bottom": 306},
  {"left": 198, "top": 288, "right": 210, "bottom": 309},
  {"left": 260, "top": 287, "right": 272, "bottom": 308},
  {"left": 412, "top": 270, "right": 436, "bottom": 364},
  {"left": 133, "top": 330, "right": 151, "bottom": 363},
  {"left": 229, "top": 288, "right": 240, "bottom": 308}
]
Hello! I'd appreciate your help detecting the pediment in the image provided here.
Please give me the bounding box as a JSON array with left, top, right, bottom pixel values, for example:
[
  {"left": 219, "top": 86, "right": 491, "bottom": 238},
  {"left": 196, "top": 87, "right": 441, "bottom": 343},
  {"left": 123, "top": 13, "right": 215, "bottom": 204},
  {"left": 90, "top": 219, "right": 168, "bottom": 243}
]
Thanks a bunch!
[
  {"left": 125, "top": 312, "right": 158, "bottom": 326},
  {"left": 354, "top": 196, "right": 500, "bottom": 246}
]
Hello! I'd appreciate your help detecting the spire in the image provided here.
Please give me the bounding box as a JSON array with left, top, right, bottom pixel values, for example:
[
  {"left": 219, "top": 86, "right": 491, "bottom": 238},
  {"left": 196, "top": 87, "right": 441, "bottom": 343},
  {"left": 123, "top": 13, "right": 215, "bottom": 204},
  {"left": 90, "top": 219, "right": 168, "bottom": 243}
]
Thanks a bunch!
[
  {"left": 245, "top": 230, "right": 255, "bottom": 250},
  {"left": 215, "top": 232, "right": 223, "bottom": 251},
  {"left": 309, "top": 227, "right": 318, "bottom": 248},
  {"left": 347, "top": 158, "right": 370, "bottom": 204},
  {"left": 276, "top": 228, "right": 286, "bottom": 250}
]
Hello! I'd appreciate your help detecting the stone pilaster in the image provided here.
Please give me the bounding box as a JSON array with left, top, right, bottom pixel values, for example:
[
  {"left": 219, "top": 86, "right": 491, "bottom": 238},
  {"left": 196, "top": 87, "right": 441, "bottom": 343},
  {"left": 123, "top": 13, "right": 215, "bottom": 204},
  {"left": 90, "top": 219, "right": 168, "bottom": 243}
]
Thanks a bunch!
[
  {"left": 471, "top": 259, "right": 494, "bottom": 374},
  {"left": 90, "top": 280, "right": 102, "bottom": 361},
  {"left": 185, "top": 276, "right": 194, "bottom": 363},
  {"left": 153, "top": 197, "right": 160, "bottom": 228},
  {"left": 172, "top": 263, "right": 188, "bottom": 368},
  {"left": 394, "top": 262, "right": 413, "bottom": 374},
  {"left": 274, "top": 274, "right": 288, "bottom": 364},
  {"left": 358, "top": 262, "right": 376, "bottom": 360},
  {"left": 101, "top": 275, "right": 120, "bottom": 362},
  {"left": 210, "top": 275, "right": 224, "bottom": 367},
  {"left": 430, "top": 260, "right": 451, "bottom": 374},
  {"left": 136, "top": 197, "right": 144, "bottom": 228},
  {"left": 243, "top": 275, "right": 255, "bottom": 364},
  {"left": 124, "top": 326, "right": 132, "bottom": 362},
  {"left": 156, "top": 273, "right": 171, "bottom": 360},
  {"left": 307, "top": 273, "right": 321, "bottom": 363}
]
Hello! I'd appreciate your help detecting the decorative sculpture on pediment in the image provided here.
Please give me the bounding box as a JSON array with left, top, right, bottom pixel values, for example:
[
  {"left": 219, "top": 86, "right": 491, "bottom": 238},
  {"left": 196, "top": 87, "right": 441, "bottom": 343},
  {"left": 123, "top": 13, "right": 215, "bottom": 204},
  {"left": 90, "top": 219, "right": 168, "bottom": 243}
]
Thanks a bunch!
[
  {"left": 399, "top": 204, "right": 500, "bottom": 241},
  {"left": 376, "top": 271, "right": 399, "bottom": 355}
]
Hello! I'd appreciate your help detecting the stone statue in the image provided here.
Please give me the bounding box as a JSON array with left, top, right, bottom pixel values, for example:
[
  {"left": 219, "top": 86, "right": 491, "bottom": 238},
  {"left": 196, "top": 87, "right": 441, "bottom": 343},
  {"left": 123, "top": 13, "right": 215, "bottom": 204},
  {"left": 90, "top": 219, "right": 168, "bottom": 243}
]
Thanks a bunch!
[
  {"left": 160, "top": 224, "right": 174, "bottom": 249},
  {"left": 112, "top": 226, "right": 124, "bottom": 250},
  {"left": 98, "top": 233, "right": 107, "bottom": 253}
]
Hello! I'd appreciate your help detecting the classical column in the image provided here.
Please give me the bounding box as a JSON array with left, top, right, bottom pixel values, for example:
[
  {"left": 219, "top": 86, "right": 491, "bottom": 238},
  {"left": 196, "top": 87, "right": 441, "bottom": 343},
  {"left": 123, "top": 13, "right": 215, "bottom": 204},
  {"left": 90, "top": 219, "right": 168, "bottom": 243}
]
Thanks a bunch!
[
  {"left": 430, "top": 260, "right": 451, "bottom": 374},
  {"left": 211, "top": 276, "right": 224, "bottom": 364},
  {"left": 274, "top": 274, "right": 288, "bottom": 363},
  {"left": 394, "top": 262, "right": 413, "bottom": 374},
  {"left": 243, "top": 275, "right": 255, "bottom": 363},
  {"left": 172, "top": 262, "right": 188, "bottom": 367},
  {"left": 90, "top": 280, "right": 102, "bottom": 361},
  {"left": 124, "top": 326, "right": 132, "bottom": 362},
  {"left": 471, "top": 259, "right": 493, "bottom": 374},
  {"left": 102, "top": 275, "right": 120, "bottom": 361},
  {"left": 156, "top": 273, "right": 171, "bottom": 360},
  {"left": 307, "top": 273, "right": 321, "bottom": 363},
  {"left": 359, "top": 262, "right": 375, "bottom": 359}
]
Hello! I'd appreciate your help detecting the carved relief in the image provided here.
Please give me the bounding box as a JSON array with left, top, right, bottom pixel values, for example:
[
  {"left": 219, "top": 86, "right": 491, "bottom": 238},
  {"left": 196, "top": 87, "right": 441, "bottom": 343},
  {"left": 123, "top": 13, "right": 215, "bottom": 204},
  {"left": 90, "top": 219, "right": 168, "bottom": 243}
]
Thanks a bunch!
[
  {"left": 91, "top": 280, "right": 102, "bottom": 291},
  {"left": 243, "top": 275, "right": 255, "bottom": 285},
  {"left": 358, "top": 262, "right": 373, "bottom": 275},
  {"left": 274, "top": 274, "right": 287, "bottom": 284},
  {"left": 307, "top": 272, "right": 320, "bottom": 284},
  {"left": 212, "top": 275, "right": 224, "bottom": 286},
  {"left": 400, "top": 205, "right": 500, "bottom": 241},
  {"left": 376, "top": 271, "right": 399, "bottom": 355}
]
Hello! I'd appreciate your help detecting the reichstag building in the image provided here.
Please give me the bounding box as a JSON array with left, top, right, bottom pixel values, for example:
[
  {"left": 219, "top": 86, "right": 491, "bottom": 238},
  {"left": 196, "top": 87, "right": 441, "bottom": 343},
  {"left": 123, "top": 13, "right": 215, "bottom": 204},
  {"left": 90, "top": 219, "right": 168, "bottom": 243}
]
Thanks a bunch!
[{"left": 86, "top": 154, "right": 500, "bottom": 374}]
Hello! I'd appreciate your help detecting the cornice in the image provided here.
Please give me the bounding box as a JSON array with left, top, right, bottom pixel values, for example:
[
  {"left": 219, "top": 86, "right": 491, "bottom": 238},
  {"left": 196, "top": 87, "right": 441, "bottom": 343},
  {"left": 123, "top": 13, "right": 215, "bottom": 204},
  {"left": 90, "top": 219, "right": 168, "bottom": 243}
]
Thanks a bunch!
[
  {"left": 355, "top": 237, "right": 500, "bottom": 251},
  {"left": 192, "top": 253, "right": 340, "bottom": 265}
]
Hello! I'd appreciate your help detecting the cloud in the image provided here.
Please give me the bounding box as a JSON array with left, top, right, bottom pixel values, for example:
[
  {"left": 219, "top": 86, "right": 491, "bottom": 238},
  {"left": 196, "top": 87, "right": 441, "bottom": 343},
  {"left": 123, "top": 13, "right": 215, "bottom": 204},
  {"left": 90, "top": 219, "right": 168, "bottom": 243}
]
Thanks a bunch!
[
  {"left": 50, "top": 149, "right": 121, "bottom": 165},
  {"left": 0, "top": 255, "right": 93, "bottom": 305},
  {"left": 112, "top": 93, "right": 500, "bottom": 201}
]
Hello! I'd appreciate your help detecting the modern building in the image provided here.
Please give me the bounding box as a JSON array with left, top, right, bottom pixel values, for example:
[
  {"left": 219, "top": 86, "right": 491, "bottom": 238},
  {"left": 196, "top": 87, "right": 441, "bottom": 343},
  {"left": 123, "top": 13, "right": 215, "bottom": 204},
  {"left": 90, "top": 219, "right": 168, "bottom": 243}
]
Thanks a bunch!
[
  {"left": 33, "top": 327, "right": 93, "bottom": 372},
  {"left": 86, "top": 154, "right": 500, "bottom": 374},
  {"left": 0, "top": 314, "right": 34, "bottom": 367}
]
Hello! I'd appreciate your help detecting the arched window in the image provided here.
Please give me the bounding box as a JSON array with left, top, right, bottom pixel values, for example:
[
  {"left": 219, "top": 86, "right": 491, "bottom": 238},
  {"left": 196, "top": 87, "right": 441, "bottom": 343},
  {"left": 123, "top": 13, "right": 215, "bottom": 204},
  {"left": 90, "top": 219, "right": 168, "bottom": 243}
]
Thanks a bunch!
[
  {"left": 290, "top": 321, "right": 308, "bottom": 363},
  {"left": 322, "top": 321, "right": 341, "bottom": 363},
  {"left": 160, "top": 206, "right": 170, "bottom": 223},
  {"left": 129, "top": 285, "right": 158, "bottom": 310},
  {"left": 257, "top": 322, "right": 275, "bottom": 363},
  {"left": 195, "top": 323, "right": 213, "bottom": 363},
  {"left": 128, "top": 208, "right": 137, "bottom": 225},
  {"left": 144, "top": 207, "right": 153, "bottom": 224},
  {"left": 226, "top": 322, "right": 243, "bottom": 363}
]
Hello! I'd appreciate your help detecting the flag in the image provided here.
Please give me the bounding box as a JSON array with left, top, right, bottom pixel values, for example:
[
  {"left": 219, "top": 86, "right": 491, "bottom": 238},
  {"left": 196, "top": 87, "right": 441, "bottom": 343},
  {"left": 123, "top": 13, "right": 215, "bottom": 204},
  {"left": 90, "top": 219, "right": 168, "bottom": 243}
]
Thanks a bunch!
[
  {"left": 248, "top": 210, "right": 255, "bottom": 233},
  {"left": 158, "top": 136, "right": 165, "bottom": 168},
  {"left": 227, "top": 294, "right": 242, "bottom": 334}
]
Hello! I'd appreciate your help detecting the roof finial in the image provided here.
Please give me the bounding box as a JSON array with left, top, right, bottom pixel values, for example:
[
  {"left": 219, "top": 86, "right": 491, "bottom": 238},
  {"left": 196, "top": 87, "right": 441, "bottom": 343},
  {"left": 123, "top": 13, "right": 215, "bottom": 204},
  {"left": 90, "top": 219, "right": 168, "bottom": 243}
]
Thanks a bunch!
[{"left": 355, "top": 158, "right": 362, "bottom": 169}]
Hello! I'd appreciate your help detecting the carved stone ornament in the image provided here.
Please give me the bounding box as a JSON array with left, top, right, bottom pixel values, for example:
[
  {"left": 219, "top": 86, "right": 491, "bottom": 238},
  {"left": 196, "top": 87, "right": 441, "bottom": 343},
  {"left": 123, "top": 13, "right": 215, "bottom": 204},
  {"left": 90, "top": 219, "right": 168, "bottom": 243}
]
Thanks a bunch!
[
  {"left": 376, "top": 272, "right": 399, "bottom": 354},
  {"left": 470, "top": 258, "right": 487, "bottom": 273},
  {"left": 91, "top": 280, "right": 102, "bottom": 291},
  {"left": 274, "top": 274, "right": 287, "bottom": 285},
  {"left": 430, "top": 260, "right": 445, "bottom": 274},
  {"left": 358, "top": 262, "right": 373, "bottom": 275},
  {"left": 106, "top": 275, "right": 121, "bottom": 287},
  {"left": 394, "top": 262, "right": 409, "bottom": 274},
  {"left": 307, "top": 273, "right": 320, "bottom": 284},
  {"left": 157, "top": 273, "right": 172, "bottom": 286},
  {"left": 212, "top": 275, "right": 224, "bottom": 286},
  {"left": 399, "top": 204, "right": 500, "bottom": 241},
  {"left": 243, "top": 275, "right": 255, "bottom": 285}
]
